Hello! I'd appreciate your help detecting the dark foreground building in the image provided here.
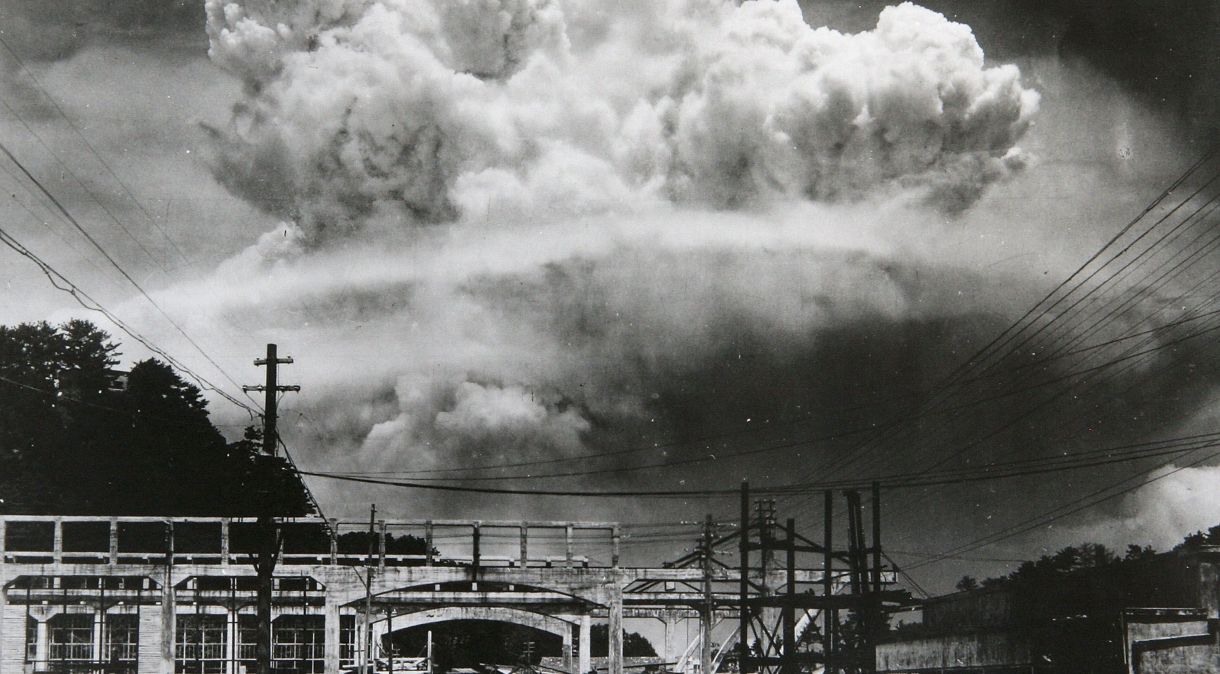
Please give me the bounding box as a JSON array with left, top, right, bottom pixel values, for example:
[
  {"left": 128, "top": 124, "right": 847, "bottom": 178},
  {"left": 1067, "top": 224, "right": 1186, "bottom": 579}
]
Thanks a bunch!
[{"left": 876, "top": 546, "right": 1220, "bottom": 674}]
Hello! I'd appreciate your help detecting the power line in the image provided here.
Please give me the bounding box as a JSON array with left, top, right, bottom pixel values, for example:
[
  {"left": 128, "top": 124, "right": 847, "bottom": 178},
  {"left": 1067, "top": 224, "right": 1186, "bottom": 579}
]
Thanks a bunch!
[
  {"left": 0, "top": 140, "right": 260, "bottom": 414},
  {"left": 297, "top": 427, "right": 1220, "bottom": 498},
  {"left": 905, "top": 448, "right": 1220, "bottom": 571},
  {"left": 0, "top": 31, "right": 192, "bottom": 269},
  {"left": 289, "top": 295, "right": 1220, "bottom": 489},
  {"left": 295, "top": 470, "right": 744, "bottom": 498},
  {"left": 326, "top": 423, "right": 1219, "bottom": 486},
  {"left": 839, "top": 168, "right": 1220, "bottom": 510},
  {"left": 318, "top": 294, "right": 1220, "bottom": 486},
  {"left": 0, "top": 225, "right": 256, "bottom": 414},
  {"left": 0, "top": 161, "right": 127, "bottom": 292},
  {"left": 776, "top": 155, "right": 1220, "bottom": 517},
  {"left": 0, "top": 98, "right": 169, "bottom": 275},
  {"left": 290, "top": 164, "right": 1220, "bottom": 488}
]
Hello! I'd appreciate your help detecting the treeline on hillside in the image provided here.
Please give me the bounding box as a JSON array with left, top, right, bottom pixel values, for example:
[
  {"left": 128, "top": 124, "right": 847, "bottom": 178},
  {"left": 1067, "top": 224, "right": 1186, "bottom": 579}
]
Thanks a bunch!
[
  {"left": 954, "top": 526, "right": 1220, "bottom": 593},
  {"left": 0, "top": 320, "right": 312, "bottom": 516}
]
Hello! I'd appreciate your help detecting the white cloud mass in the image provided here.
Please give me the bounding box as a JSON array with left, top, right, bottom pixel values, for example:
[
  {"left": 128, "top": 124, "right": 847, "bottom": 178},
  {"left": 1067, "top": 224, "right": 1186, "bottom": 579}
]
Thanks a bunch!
[
  {"left": 180, "top": 0, "right": 1047, "bottom": 508},
  {"left": 204, "top": 0, "right": 1038, "bottom": 238}
]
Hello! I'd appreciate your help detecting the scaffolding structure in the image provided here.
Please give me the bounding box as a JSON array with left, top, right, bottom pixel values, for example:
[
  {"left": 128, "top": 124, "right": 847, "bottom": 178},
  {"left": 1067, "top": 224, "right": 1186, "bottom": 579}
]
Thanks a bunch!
[{"left": 734, "top": 482, "right": 908, "bottom": 674}]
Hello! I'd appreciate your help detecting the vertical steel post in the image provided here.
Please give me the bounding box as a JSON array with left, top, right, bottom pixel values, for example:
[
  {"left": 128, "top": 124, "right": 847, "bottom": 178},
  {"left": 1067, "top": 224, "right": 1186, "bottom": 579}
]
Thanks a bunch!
[
  {"left": 739, "top": 481, "right": 751, "bottom": 674},
  {"left": 845, "top": 492, "right": 861, "bottom": 596},
  {"left": 871, "top": 483, "right": 882, "bottom": 591},
  {"left": 782, "top": 518, "right": 796, "bottom": 674},
  {"left": 700, "top": 514, "right": 714, "bottom": 674},
  {"left": 823, "top": 491, "right": 833, "bottom": 673},
  {"left": 870, "top": 482, "right": 883, "bottom": 673}
]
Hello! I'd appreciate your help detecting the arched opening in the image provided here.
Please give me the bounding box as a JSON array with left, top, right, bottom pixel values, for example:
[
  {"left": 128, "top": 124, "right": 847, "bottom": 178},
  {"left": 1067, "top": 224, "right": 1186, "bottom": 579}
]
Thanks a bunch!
[{"left": 388, "top": 620, "right": 562, "bottom": 672}]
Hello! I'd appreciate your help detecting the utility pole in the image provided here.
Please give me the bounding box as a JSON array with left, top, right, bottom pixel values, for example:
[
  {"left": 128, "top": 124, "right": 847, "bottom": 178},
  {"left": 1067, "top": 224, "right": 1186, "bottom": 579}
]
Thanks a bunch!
[
  {"left": 243, "top": 344, "right": 300, "bottom": 674},
  {"left": 781, "top": 518, "right": 796, "bottom": 674},
  {"left": 738, "top": 482, "right": 750, "bottom": 674},
  {"left": 364, "top": 504, "right": 377, "bottom": 673},
  {"left": 700, "top": 514, "right": 715, "bottom": 674}
]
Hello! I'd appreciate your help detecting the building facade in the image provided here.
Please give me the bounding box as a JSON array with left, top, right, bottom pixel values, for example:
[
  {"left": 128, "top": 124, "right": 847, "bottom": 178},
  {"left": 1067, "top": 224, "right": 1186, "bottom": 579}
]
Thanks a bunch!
[{"left": 876, "top": 547, "right": 1220, "bottom": 674}]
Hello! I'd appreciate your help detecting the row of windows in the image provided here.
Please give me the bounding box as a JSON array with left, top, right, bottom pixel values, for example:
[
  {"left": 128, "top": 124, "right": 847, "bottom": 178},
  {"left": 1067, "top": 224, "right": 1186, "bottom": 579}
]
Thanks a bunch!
[
  {"left": 175, "top": 614, "right": 325, "bottom": 674},
  {"left": 24, "top": 614, "right": 139, "bottom": 664},
  {"left": 24, "top": 612, "right": 328, "bottom": 673}
]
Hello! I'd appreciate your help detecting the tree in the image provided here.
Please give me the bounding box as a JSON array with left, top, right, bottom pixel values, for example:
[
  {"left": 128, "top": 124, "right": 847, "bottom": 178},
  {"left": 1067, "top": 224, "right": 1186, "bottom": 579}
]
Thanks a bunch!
[
  {"left": 590, "top": 624, "right": 658, "bottom": 657},
  {"left": 0, "top": 320, "right": 313, "bottom": 516},
  {"left": 0, "top": 320, "right": 120, "bottom": 512},
  {"left": 1175, "top": 524, "right": 1220, "bottom": 550},
  {"left": 955, "top": 575, "right": 979, "bottom": 592},
  {"left": 1124, "top": 543, "right": 1156, "bottom": 561},
  {"left": 1006, "top": 543, "right": 1118, "bottom": 585}
]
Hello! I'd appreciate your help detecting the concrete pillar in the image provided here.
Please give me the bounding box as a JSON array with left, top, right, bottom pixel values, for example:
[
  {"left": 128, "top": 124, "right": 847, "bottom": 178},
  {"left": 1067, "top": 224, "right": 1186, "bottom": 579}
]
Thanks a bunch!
[
  {"left": 93, "top": 610, "right": 105, "bottom": 666},
  {"left": 0, "top": 563, "right": 6, "bottom": 674},
  {"left": 663, "top": 615, "right": 674, "bottom": 665},
  {"left": 225, "top": 608, "right": 239, "bottom": 674},
  {"left": 562, "top": 625, "right": 573, "bottom": 674},
  {"left": 138, "top": 590, "right": 164, "bottom": 674},
  {"left": 370, "top": 617, "right": 389, "bottom": 657},
  {"left": 356, "top": 610, "right": 368, "bottom": 668},
  {"left": 53, "top": 518, "right": 63, "bottom": 564},
  {"left": 608, "top": 585, "right": 624, "bottom": 674},
  {"left": 579, "top": 615, "right": 591, "bottom": 674},
  {"left": 471, "top": 522, "right": 481, "bottom": 578},
  {"left": 324, "top": 597, "right": 341, "bottom": 674},
  {"left": 700, "top": 622, "right": 712, "bottom": 674},
  {"left": 328, "top": 519, "right": 338, "bottom": 566},
  {"left": 109, "top": 518, "right": 119, "bottom": 565},
  {"left": 220, "top": 520, "right": 230, "bottom": 567},
  {"left": 33, "top": 618, "right": 49, "bottom": 671},
  {"left": 160, "top": 570, "right": 176, "bottom": 674},
  {"left": 378, "top": 521, "right": 387, "bottom": 571},
  {"left": 0, "top": 605, "right": 29, "bottom": 674}
]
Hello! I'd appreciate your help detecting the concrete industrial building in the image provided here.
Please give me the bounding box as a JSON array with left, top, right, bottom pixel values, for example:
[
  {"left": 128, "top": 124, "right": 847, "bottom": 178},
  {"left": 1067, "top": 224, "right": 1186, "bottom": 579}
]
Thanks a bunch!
[
  {"left": 876, "top": 546, "right": 1220, "bottom": 674},
  {"left": 0, "top": 514, "right": 827, "bottom": 674}
]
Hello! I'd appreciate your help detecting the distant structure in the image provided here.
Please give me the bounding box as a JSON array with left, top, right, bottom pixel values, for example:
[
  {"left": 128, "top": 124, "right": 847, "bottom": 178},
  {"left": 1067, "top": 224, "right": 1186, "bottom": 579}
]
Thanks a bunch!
[
  {"left": 876, "top": 546, "right": 1220, "bottom": 674},
  {"left": 0, "top": 516, "right": 634, "bottom": 674},
  {"left": 0, "top": 512, "right": 853, "bottom": 674}
]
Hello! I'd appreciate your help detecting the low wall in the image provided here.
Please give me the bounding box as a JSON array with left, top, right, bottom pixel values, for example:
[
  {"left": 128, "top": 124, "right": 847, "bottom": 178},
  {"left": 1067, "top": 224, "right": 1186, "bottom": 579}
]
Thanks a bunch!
[
  {"left": 1125, "top": 609, "right": 1218, "bottom": 674},
  {"left": 876, "top": 631, "right": 1031, "bottom": 672}
]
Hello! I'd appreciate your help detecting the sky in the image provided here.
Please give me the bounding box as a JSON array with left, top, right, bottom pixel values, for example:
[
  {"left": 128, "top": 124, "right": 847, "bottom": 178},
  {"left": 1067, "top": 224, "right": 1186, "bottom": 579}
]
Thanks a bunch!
[{"left": 0, "top": 0, "right": 1218, "bottom": 600}]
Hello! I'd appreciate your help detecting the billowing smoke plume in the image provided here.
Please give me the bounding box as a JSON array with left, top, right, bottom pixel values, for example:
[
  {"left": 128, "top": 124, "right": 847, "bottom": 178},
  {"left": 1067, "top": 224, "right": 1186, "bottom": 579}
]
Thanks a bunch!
[
  {"left": 0, "top": 0, "right": 201, "bottom": 62},
  {"left": 1044, "top": 464, "right": 1220, "bottom": 554},
  {"left": 169, "top": 0, "right": 1220, "bottom": 534},
  {"left": 204, "top": 0, "right": 1038, "bottom": 239}
]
